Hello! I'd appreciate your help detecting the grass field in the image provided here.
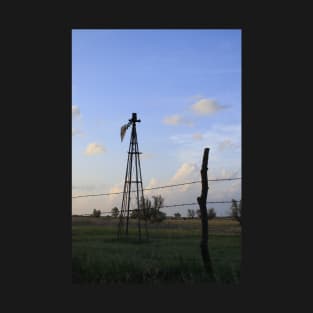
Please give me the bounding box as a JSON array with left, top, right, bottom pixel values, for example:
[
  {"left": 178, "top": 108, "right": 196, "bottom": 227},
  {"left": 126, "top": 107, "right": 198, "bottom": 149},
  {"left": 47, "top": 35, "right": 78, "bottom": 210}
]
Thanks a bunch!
[{"left": 72, "top": 217, "right": 241, "bottom": 285}]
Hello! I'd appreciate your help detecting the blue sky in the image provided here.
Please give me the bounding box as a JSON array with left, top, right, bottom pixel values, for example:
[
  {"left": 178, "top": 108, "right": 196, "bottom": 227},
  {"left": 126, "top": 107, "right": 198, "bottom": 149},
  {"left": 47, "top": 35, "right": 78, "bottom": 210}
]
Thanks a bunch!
[{"left": 72, "top": 29, "right": 241, "bottom": 216}]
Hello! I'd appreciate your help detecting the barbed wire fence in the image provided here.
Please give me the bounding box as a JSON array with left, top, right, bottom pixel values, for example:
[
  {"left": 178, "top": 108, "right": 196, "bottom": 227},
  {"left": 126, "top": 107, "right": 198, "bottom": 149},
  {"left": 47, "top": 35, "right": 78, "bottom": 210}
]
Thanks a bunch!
[{"left": 72, "top": 177, "right": 241, "bottom": 217}]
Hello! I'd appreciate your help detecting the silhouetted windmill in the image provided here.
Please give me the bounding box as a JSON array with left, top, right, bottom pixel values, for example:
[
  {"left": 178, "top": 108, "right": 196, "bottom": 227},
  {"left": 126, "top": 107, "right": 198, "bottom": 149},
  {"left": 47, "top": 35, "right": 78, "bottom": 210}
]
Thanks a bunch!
[{"left": 117, "top": 113, "right": 148, "bottom": 241}]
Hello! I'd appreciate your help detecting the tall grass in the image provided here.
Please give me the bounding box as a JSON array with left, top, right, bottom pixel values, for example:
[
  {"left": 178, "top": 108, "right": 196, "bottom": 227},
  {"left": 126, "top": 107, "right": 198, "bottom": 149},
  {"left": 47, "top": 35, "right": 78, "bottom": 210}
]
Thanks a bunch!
[{"left": 72, "top": 217, "right": 241, "bottom": 284}]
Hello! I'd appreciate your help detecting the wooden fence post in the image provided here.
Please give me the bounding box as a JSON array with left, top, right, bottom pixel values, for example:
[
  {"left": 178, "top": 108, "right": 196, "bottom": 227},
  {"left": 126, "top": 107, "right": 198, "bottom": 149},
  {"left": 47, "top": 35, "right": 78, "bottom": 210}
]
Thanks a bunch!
[{"left": 197, "top": 148, "right": 216, "bottom": 281}]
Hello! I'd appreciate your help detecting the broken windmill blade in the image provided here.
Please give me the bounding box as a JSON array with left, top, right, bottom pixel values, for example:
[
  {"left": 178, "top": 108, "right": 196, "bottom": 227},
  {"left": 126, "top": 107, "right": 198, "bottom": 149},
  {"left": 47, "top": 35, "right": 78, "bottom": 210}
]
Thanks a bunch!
[{"left": 120, "top": 122, "right": 131, "bottom": 142}]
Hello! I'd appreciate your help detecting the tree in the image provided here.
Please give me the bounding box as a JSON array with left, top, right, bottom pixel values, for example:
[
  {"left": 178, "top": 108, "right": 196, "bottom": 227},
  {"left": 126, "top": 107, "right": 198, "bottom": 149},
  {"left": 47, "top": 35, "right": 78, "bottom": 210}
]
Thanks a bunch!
[
  {"left": 152, "top": 195, "right": 164, "bottom": 210},
  {"left": 141, "top": 197, "right": 152, "bottom": 220},
  {"left": 111, "top": 207, "right": 119, "bottom": 218},
  {"left": 130, "top": 208, "right": 139, "bottom": 219},
  {"left": 151, "top": 195, "right": 166, "bottom": 223},
  {"left": 174, "top": 212, "right": 181, "bottom": 219},
  {"left": 131, "top": 197, "right": 152, "bottom": 219},
  {"left": 230, "top": 199, "right": 242, "bottom": 226},
  {"left": 187, "top": 209, "right": 195, "bottom": 219},
  {"left": 91, "top": 209, "right": 101, "bottom": 217},
  {"left": 154, "top": 210, "right": 166, "bottom": 223},
  {"left": 207, "top": 208, "right": 216, "bottom": 220},
  {"left": 130, "top": 195, "right": 166, "bottom": 223}
]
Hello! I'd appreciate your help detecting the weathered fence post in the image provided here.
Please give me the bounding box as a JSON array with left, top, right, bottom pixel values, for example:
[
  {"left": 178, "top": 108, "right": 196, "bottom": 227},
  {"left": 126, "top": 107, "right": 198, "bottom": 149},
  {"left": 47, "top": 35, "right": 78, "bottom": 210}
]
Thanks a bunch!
[{"left": 197, "top": 148, "right": 216, "bottom": 281}]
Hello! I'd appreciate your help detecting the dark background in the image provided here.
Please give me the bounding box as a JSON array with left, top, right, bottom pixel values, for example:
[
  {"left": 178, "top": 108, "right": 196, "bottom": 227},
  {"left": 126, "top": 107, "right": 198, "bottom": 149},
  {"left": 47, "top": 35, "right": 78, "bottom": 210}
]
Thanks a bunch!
[{"left": 3, "top": 5, "right": 308, "bottom": 312}]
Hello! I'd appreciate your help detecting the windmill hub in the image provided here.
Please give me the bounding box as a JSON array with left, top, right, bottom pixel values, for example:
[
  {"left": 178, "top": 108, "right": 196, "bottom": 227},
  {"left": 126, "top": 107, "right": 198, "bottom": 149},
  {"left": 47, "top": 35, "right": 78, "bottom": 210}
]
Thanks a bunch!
[{"left": 129, "top": 112, "right": 141, "bottom": 123}]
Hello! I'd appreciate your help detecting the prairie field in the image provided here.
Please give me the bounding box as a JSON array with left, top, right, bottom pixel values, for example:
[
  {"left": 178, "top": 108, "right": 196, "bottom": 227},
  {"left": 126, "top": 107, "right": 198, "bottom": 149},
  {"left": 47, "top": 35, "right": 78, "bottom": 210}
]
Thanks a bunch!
[{"left": 72, "top": 217, "right": 241, "bottom": 285}]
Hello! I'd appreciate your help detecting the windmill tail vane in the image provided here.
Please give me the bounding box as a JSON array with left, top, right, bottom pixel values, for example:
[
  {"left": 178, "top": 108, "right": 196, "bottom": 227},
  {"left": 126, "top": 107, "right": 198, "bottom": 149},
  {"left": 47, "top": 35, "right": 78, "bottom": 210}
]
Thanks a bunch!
[{"left": 120, "top": 122, "right": 131, "bottom": 142}]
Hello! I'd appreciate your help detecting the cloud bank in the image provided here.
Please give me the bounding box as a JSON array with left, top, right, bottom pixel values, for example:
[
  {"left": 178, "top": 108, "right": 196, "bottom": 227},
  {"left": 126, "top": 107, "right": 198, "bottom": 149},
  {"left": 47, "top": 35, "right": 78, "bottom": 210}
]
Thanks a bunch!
[
  {"left": 85, "top": 143, "right": 106, "bottom": 156},
  {"left": 163, "top": 115, "right": 193, "bottom": 126},
  {"left": 191, "top": 98, "right": 227, "bottom": 115}
]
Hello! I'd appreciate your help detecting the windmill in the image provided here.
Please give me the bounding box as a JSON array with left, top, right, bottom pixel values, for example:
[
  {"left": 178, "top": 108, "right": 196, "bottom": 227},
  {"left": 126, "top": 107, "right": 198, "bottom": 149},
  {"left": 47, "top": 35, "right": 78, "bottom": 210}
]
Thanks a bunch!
[{"left": 117, "top": 113, "right": 148, "bottom": 241}]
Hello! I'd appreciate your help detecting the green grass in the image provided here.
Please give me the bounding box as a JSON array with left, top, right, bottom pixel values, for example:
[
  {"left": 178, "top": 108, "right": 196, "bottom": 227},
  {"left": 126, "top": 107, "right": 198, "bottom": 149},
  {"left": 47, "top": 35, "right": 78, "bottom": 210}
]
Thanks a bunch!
[{"left": 72, "top": 217, "right": 241, "bottom": 284}]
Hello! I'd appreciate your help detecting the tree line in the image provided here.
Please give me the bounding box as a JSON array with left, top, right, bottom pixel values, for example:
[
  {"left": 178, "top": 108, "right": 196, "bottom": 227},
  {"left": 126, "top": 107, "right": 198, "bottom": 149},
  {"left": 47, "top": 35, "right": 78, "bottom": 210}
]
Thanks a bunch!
[
  {"left": 90, "top": 196, "right": 242, "bottom": 224},
  {"left": 91, "top": 195, "right": 166, "bottom": 223}
]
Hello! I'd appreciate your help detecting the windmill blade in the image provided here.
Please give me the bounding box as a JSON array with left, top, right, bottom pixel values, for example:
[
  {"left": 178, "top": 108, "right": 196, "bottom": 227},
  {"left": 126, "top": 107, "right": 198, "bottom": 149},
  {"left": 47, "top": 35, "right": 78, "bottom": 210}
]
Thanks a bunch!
[
  {"left": 120, "top": 122, "right": 131, "bottom": 142},
  {"left": 120, "top": 124, "right": 127, "bottom": 142}
]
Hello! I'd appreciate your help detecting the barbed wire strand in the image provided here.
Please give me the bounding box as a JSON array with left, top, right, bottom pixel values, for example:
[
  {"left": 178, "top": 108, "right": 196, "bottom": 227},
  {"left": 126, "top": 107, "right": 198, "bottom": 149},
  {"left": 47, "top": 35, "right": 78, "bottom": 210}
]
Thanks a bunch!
[{"left": 72, "top": 177, "right": 241, "bottom": 199}]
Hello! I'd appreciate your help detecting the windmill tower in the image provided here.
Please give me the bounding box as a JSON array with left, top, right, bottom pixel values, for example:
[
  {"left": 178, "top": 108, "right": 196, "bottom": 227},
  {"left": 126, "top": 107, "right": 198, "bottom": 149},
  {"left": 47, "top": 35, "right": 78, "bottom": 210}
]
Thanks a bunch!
[{"left": 117, "top": 113, "right": 148, "bottom": 241}]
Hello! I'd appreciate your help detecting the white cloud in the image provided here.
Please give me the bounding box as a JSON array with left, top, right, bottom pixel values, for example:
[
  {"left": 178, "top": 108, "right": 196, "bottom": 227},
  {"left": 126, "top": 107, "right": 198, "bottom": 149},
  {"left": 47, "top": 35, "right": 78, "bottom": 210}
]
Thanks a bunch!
[
  {"left": 72, "top": 128, "right": 84, "bottom": 136},
  {"left": 72, "top": 105, "right": 80, "bottom": 118},
  {"left": 101, "top": 182, "right": 124, "bottom": 210},
  {"left": 192, "top": 133, "right": 203, "bottom": 140},
  {"left": 85, "top": 143, "right": 106, "bottom": 156},
  {"left": 170, "top": 163, "right": 199, "bottom": 183},
  {"left": 218, "top": 139, "right": 238, "bottom": 151},
  {"left": 146, "top": 177, "right": 158, "bottom": 188},
  {"left": 72, "top": 165, "right": 241, "bottom": 217},
  {"left": 190, "top": 94, "right": 204, "bottom": 101},
  {"left": 108, "top": 183, "right": 123, "bottom": 200},
  {"left": 109, "top": 184, "right": 123, "bottom": 194},
  {"left": 144, "top": 177, "right": 159, "bottom": 196},
  {"left": 163, "top": 115, "right": 193, "bottom": 126},
  {"left": 207, "top": 173, "right": 241, "bottom": 202},
  {"left": 208, "top": 167, "right": 241, "bottom": 180},
  {"left": 168, "top": 163, "right": 200, "bottom": 192},
  {"left": 191, "top": 98, "right": 227, "bottom": 115},
  {"left": 141, "top": 153, "right": 154, "bottom": 160},
  {"left": 163, "top": 115, "right": 183, "bottom": 125},
  {"left": 170, "top": 123, "right": 241, "bottom": 165},
  {"left": 73, "top": 120, "right": 241, "bottom": 216}
]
